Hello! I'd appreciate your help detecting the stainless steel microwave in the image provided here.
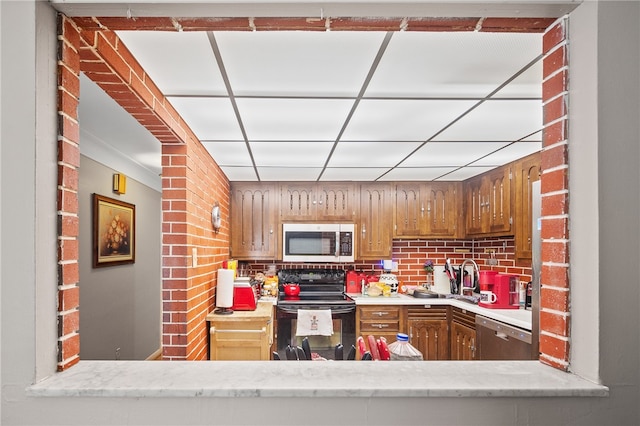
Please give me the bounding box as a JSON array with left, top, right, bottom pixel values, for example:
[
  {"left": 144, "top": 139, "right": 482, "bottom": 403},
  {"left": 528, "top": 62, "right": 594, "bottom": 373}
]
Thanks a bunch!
[{"left": 282, "top": 223, "right": 355, "bottom": 263}]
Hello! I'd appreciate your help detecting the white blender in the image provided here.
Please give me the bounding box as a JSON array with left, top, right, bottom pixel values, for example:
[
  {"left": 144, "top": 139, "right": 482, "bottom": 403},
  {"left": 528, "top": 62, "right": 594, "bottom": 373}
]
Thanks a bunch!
[{"left": 378, "top": 259, "right": 399, "bottom": 294}]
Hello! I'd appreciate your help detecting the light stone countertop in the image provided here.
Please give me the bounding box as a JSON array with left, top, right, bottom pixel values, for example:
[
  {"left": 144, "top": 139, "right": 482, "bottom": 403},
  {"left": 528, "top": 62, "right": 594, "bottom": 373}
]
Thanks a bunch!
[
  {"left": 28, "top": 360, "right": 608, "bottom": 399},
  {"left": 347, "top": 293, "right": 532, "bottom": 330}
]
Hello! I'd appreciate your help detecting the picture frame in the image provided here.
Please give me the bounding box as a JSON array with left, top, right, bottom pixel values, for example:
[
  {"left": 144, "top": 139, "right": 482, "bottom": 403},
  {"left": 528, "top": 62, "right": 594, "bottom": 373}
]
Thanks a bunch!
[{"left": 93, "top": 193, "right": 135, "bottom": 267}]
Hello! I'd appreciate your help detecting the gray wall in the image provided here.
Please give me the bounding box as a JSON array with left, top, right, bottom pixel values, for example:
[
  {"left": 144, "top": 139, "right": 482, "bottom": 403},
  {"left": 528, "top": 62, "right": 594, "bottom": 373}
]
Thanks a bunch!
[
  {"left": 78, "top": 156, "right": 161, "bottom": 360},
  {"left": 1, "top": 1, "right": 639, "bottom": 425}
]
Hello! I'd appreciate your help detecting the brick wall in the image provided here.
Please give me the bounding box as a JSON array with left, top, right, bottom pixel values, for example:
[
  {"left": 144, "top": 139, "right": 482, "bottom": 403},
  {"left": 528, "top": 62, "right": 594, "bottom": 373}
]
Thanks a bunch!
[{"left": 539, "top": 17, "right": 570, "bottom": 370}]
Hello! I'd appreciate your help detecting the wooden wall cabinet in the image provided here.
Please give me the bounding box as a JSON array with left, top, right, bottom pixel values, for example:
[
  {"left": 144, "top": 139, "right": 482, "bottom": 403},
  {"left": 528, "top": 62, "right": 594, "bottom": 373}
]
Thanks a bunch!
[
  {"left": 513, "top": 152, "right": 541, "bottom": 262},
  {"left": 207, "top": 302, "right": 274, "bottom": 361},
  {"left": 230, "top": 182, "right": 278, "bottom": 259},
  {"left": 358, "top": 183, "right": 393, "bottom": 259},
  {"left": 280, "top": 182, "right": 357, "bottom": 222},
  {"left": 394, "top": 182, "right": 460, "bottom": 239},
  {"left": 356, "top": 305, "right": 404, "bottom": 358},
  {"left": 407, "top": 306, "right": 449, "bottom": 361},
  {"left": 464, "top": 166, "right": 512, "bottom": 237},
  {"left": 449, "top": 307, "right": 476, "bottom": 360}
]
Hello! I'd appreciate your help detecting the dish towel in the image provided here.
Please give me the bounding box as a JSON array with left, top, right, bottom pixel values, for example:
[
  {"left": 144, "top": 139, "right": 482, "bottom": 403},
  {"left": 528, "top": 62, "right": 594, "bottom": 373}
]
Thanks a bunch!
[{"left": 296, "top": 309, "right": 333, "bottom": 336}]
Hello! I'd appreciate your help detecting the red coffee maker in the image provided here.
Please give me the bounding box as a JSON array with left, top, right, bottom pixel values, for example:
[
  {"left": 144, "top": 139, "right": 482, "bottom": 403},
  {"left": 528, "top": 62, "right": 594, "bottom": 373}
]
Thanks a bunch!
[{"left": 485, "top": 273, "right": 520, "bottom": 309}]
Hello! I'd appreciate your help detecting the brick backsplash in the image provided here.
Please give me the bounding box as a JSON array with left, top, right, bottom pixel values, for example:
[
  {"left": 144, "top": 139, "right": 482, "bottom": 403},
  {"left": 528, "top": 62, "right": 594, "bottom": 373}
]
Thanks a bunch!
[{"left": 245, "top": 236, "right": 532, "bottom": 288}]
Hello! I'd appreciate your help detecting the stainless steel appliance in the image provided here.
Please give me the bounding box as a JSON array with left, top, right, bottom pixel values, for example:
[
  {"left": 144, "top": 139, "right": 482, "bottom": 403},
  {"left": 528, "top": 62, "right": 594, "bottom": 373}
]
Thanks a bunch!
[
  {"left": 276, "top": 268, "right": 355, "bottom": 359},
  {"left": 530, "top": 180, "right": 541, "bottom": 359},
  {"left": 282, "top": 223, "right": 355, "bottom": 263},
  {"left": 475, "top": 315, "right": 533, "bottom": 360}
]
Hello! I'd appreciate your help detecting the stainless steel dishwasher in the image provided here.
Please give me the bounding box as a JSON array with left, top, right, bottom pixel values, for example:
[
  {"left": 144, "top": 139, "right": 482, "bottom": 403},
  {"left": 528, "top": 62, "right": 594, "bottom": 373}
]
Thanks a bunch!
[{"left": 476, "top": 315, "right": 534, "bottom": 360}]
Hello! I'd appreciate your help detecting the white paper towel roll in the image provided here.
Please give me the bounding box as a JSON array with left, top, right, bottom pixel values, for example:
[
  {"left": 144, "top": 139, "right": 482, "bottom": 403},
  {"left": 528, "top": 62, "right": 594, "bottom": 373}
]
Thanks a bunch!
[
  {"left": 433, "top": 265, "right": 451, "bottom": 294},
  {"left": 216, "top": 269, "right": 235, "bottom": 308}
]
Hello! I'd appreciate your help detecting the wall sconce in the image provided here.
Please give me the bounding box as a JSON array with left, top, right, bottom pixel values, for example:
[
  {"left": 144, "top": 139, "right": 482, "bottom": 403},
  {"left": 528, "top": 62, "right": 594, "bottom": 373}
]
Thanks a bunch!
[{"left": 113, "top": 173, "right": 127, "bottom": 195}]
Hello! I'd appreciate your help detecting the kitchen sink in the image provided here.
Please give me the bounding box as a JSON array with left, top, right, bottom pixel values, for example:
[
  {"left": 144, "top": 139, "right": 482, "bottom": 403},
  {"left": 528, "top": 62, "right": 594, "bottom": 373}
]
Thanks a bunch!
[{"left": 444, "top": 294, "right": 480, "bottom": 305}]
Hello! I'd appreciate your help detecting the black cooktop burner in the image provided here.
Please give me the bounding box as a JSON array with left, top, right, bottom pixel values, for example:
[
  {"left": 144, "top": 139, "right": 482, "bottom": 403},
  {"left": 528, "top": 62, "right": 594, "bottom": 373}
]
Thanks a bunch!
[{"left": 276, "top": 268, "right": 352, "bottom": 307}]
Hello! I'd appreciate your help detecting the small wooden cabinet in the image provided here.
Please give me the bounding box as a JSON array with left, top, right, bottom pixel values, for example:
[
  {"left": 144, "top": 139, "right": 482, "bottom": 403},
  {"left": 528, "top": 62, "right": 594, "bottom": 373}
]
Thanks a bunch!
[
  {"left": 280, "top": 182, "right": 357, "bottom": 222},
  {"left": 407, "top": 306, "right": 449, "bottom": 361},
  {"left": 207, "top": 302, "right": 274, "bottom": 361},
  {"left": 449, "top": 307, "right": 476, "bottom": 360},
  {"left": 513, "top": 152, "right": 541, "bottom": 262},
  {"left": 356, "top": 305, "right": 404, "bottom": 357},
  {"left": 230, "top": 182, "right": 278, "bottom": 259},
  {"left": 464, "top": 166, "right": 512, "bottom": 236},
  {"left": 394, "top": 182, "right": 460, "bottom": 238},
  {"left": 358, "top": 183, "right": 393, "bottom": 259}
]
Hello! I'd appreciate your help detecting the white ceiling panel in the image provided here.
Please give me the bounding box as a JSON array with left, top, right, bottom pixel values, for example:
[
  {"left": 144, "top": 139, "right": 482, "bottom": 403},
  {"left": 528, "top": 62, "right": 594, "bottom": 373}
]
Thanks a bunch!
[
  {"left": 433, "top": 99, "right": 543, "bottom": 142},
  {"left": 493, "top": 60, "right": 542, "bottom": 98},
  {"left": 236, "top": 98, "right": 353, "bottom": 140},
  {"left": 366, "top": 31, "right": 543, "bottom": 97},
  {"left": 250, "top": 141, "right": 334, "bottom": 167},
  {"left": 258, "top": 167, "right": 324, "bottom": 181},
  {"left": 341, "top": 99, "right": 477, "bottom": 141},
  {"left": 328, "top": 141, "right": 421, "bottom": 167},
  {"left": 474, "top": 141, "right": 542, "bottom": 166},
  {"left": 202, "top": 141, "right": 253, "bottom": 166},
  {"left": 321, "top": 168, "right": 391, "bottom": 181},
  {"left": 402, "top": 142, "right": 510, "bottom": 167},
  {"left": 168, "top": 97, "right": 243, "bottom": 140},
  {"left": 220, "top": 166, "right": 259, "bottom": 181},
  {"left": 214, "top": 31, "right": 386, "bottom": 97},
  {"left": 83, "top": 30, "right": 544, "bottom": 183},
  {"left": 116, "top": 31, "right": 226, "bottom": 96},
  {"left": 379, "top": 167, "right": 461, "bottom": 181}
]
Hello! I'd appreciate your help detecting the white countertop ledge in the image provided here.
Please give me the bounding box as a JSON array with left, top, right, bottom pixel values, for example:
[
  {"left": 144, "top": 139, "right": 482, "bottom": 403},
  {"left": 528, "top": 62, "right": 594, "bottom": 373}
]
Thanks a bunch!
[{"left": 28, "top": 360, "right": 608, "bottom": 398}]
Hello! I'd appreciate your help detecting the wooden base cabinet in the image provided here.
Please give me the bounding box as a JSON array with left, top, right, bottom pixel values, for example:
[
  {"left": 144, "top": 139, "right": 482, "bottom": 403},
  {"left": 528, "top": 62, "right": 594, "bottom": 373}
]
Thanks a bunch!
[
  {"left": 356, "top": 305, "right": 404, "bottom": 358},
  {"left": 207, "top": 302, "right": 274, "bottom": 361},
  {"left": 407, "top": 306, "right": 449, "bottom": 361},
  {"left": 450, "top": 307, "right": 476, "bottom": 360}
]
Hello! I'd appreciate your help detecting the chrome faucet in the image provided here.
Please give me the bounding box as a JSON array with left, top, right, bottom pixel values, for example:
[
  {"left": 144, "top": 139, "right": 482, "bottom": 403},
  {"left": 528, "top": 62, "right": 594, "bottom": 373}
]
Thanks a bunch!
[{"left": 458, "top": 259, "right": 479, "bottom": 295}]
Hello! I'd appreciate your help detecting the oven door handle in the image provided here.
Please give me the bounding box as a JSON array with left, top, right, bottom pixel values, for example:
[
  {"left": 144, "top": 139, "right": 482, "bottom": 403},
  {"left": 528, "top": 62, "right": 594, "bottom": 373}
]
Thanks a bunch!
[{"left": 278, "top": 306, "right": 355, "bottom": 315}]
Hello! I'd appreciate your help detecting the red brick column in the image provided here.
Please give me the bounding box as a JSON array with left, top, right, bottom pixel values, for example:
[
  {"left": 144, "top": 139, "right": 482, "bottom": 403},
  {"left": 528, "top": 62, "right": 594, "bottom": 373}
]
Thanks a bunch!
[
  {"left": 57, "top": 15, "right": 82, "bottom": 371},
  {"left": 539, "top": 17, "right": 570, "bottom": 370}
]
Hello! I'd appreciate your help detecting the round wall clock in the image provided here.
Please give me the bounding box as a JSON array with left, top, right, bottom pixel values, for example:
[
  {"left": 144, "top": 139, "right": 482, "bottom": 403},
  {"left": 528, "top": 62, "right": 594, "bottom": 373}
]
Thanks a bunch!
[{"left": 211, "top": 202, "right": 221, "bottom": 233}]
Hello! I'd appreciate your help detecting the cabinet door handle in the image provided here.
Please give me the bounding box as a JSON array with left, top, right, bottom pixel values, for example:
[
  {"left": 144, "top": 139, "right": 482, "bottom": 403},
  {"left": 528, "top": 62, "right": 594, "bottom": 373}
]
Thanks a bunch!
[{"left": 374, "top": 311, "right": 390, "bottom": 316}]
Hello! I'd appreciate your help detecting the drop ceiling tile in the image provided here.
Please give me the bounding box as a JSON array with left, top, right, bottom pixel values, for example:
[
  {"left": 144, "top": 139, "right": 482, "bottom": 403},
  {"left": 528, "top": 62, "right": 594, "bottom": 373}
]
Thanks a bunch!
[
  {"left": 257, "top": 167, "right": 323, "bottom": 181},
  {"left": 321, "top": 168, "right": 391, "bottom": 181},
  {"left": 366, "top": 31, "right": 542, "bottom": 97},
  {"left": 221, "top": 166, "right": 259, "bottom": 181},
  {"left": 493, "top": 59, "right": 543, "bottom": 98},
  {"left": 474, "top": 142, "right": 542, "bottom": 166},
  {"left": 379, "top": 167, "right": 460, "bottom": 181},
  {"left": 236, "top": 98, "right": 353, "bottom": 141},
  {"left": 250, "top": 141, "right": 333, "bottom": 167},
  {"left": 441, "top": 166, "right": 498, "bottom": 180},
  {"left": 341, "top": 99, "right": 477, "bottom": 141},
  {"left": 214, "top": 31, "right": 386, "bottom": 97},
  {"left": 402, "top": 142, "right": 510, "bottom": 167},
  {"left": 202, "top": 141, "right": 253, "bottom": 166},
  {"left": 328, "top": 141, "right": 422, "bottom": 167},
  {"left": 168, "top": 97, "right": 243, "bottom": 141},
  {"left": 433, "top": 99, "right": 542, "bottom": 142},
  {"left": 116, "top": 31, "right": 226, "bottom": 96}
]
